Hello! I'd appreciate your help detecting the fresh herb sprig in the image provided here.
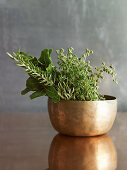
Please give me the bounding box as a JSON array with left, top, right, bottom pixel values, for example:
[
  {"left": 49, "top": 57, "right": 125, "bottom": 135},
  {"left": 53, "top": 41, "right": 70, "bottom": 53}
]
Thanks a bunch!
[{"left": 7, "top": 47, "right": 118, "bottom": 102}]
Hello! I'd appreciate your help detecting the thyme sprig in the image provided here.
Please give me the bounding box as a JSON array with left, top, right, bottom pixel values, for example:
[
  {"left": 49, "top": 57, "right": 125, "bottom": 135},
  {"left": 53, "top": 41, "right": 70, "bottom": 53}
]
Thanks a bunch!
[{"left": 7, "top": 47, "right": 118, "bottom": 102}]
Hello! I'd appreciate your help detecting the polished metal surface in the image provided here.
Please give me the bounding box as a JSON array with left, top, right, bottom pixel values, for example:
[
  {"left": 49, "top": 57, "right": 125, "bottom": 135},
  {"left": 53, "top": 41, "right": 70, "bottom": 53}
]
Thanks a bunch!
[
  {"left": 49, "top": 134, "right": 117, "bottom": 170},
  {"left": 0, "top": 112, "right": 127, "bottom": 170},
  {"left": 48, "top": 96, "right": 117, "bottom": 136}
]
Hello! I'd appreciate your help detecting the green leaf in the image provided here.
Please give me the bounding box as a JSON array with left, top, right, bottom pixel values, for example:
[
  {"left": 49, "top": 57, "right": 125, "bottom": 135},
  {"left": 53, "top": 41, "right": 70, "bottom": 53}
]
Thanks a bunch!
[
  {"left": 26, "top": 77, "right": 42, "bottom": 91},
  {"left": 30, "top": 57, "right": 45, "bottom": 70},
  {"left": 30, "top": 91, "right": 46, "bottom": 100},
  {"left": 21, "top": 88, "right": 30, "bottom": 95},
  {"left": 20, "top": 52, "right": 33, "bottom": 58},
  {"left": 49, "top": 49, "right": 53, "bottom": 56},
  {"left": 39, "top": 49, "right": 53, "bottom": 69},
  {"left": 46, "top": 86, "right": 60, "bottom": 103},
  {"left": 30, "top": 57, "right": 38, "bottom": 65},
  {"left": 46, "top": 64, "right": 53, "bottom": 74}
]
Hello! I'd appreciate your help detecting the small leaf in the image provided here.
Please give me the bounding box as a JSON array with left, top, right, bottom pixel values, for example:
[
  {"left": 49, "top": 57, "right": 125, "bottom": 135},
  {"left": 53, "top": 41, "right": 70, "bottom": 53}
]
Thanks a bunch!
[
  {"left": 46, "top": 64, "right": 54, "bottom": 75},
  {"left": 49, "top": 49, "right": 53, "bottom": 56},
  {"left": 7, "top": 52, "right": 14, "bottom": 59},
  {"left": 46, "top": 86, "right": 60, "bottom": 103},
  {"left": 21, "top": 88, "right": 30, "bottom": 95},
  {"left": 39, "top": 49, "right": 53, "bottom": 69},
  {"left": 30, "top": 91, "right": 46, "bottom": 100},
  {"left": 26, "top": 77, "right": 42, "bottom": 91}
]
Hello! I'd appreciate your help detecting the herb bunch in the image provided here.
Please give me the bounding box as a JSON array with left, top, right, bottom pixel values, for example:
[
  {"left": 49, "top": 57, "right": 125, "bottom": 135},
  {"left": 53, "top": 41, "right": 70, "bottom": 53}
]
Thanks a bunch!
[{"left": 7, "top": 47, "right": 118, "bottom": 102}]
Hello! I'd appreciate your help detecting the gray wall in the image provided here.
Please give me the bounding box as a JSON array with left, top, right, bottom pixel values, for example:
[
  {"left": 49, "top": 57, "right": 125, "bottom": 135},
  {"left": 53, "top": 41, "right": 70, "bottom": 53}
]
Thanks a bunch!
[{"left": 0, "top": 0, "right": 126, "bottom": 112}]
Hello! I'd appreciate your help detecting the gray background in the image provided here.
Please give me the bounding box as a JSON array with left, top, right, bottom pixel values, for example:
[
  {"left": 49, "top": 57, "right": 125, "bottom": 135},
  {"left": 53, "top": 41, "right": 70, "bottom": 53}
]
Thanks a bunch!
[{"left": 0, "top": 0, "right": 126, "bottom": 112}]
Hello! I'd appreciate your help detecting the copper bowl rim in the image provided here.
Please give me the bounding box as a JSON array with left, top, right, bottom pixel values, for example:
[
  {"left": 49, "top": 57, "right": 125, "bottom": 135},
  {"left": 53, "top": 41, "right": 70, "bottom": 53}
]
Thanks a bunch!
[{"left": 49, "top": 95, "right": 117, "bottom": 103}]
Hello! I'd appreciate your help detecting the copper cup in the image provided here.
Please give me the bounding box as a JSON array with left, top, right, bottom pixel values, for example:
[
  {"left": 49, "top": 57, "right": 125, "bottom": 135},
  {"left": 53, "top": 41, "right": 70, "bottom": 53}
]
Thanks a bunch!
[
  {"left": 48, "top": 95, "right": 117, "bottom": 136},
  {"left": 48, "top": 134, "right": 117, "bottom": 170}
]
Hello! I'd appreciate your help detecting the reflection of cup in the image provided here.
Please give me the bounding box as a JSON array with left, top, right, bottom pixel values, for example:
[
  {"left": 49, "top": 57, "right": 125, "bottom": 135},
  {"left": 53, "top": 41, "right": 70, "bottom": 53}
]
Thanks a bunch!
[{"left": 48, "top": 134, "right": 117, "bottom": 170}]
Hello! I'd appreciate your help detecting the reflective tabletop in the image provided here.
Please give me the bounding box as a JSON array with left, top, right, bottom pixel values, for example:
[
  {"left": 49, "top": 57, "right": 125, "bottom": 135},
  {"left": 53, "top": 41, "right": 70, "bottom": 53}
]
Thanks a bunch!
[{"left": 0, "top": 112, "right": 126, "bottom": 170}]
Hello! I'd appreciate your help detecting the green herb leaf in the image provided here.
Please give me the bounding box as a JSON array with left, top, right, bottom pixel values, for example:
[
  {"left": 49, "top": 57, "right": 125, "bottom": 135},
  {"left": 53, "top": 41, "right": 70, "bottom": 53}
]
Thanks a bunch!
[
  {"left": 26, "top": 77, "right": 42, "bottom": 91},
  {"left": 46, "top": 86, "right": 60, "bottom": 103},
  {"left": 21, "top": 88, "right": 30, "bottom": 95},
  {"left": 30, "top": 91, "right": 46, "bottom": 100},
  {"left": 39, "top": 49, "right": 53, "bottom": 69}
]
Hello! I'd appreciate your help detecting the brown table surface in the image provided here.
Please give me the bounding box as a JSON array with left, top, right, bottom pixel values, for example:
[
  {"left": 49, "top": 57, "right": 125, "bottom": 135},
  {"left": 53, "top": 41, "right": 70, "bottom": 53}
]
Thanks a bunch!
[{"left": 0, "top": 112, "right": 126, "bottom": 170}]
